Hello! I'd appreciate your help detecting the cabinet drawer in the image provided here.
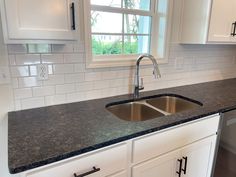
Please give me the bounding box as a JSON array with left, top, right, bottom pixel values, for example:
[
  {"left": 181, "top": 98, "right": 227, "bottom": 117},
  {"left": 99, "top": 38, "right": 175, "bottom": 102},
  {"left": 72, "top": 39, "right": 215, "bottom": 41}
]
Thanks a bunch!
[
  {"left": 132, "top": 115, "right": 220, "bottom": 164},
  {"left": 25, "top": 144, "right": 128, "bottom": 177}
]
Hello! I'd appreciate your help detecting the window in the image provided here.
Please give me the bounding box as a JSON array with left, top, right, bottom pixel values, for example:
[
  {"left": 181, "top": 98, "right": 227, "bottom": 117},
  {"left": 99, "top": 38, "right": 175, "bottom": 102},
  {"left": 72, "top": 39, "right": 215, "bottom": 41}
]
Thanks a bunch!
[{"left": 83, "top": 0, "right": 172, "bottom": 68}]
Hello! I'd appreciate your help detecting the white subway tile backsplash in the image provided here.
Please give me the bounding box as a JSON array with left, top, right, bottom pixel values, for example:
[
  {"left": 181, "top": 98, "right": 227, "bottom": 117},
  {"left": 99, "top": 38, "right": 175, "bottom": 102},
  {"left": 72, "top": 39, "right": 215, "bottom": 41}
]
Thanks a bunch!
[
  {"left": 14, "top": 88, "right": 32, "bottom": 99},
  {"left": 7, "top": 44, "right": 27, "bottom": 54},
  {"left": 15, "top": 54, "right": 40, "bottom": 65},
  {"left": 29, "top": 65, "right": 37, "bottom": 76},
  {"left": 19, "top": 77, "right": 42, "bottom": 88},
  {"left": 45, "top": 94, "right": 66, "bottom": 106},
  {"left": 64, "top": 53, "right": 84, "bottom": 63},
  {"left": 21, "top": 97, "right": 45, "bottom": 110},
  {"left": 42, "top": 54, "right": 64, "bottom": 64},
  {"left": 76, "top": 82, "right": 93, "bottom": 92},
  {"left": 6, "top": 43, "right": 236, "bottom": 111},
  {"left": 65, "top": 73, "right": 85, "bottom": 83},
  {"left": 53, "top": 64, "right": 74, "bottom": 74},
  {"left": 85, "top": 90, "right": 102, "bottom": 100},
  {"left": 11, "top": 78, "right": 19, "bottom": 88},
  {"left": 8, "top": 55, "right": 16, "bottom": 66},
  {"left": 56, "top": 84, "right": 76, "bottom": 94},
  {"left": 33, "top": 86, "right": 55, "bottom": 97},
  {"left": 10, "top": 66, "right": 29, "bottom": 77},
  {"left": 93, "top": 80, "right": 110, "bottom": 90},
  {"left": 74, "top": 63, "right": 86, "bottom": 73},
  {"left": 85, "top": 72, "right": 102, "bottom": 81},
  {"left": 43, "top": 75, "right": 65, "bottom": 86},
  {"left": 52, "top": 44, "right": 74, "bottom": 53},
  {"left": 66, "top": 92, "right": 86, "bottom": 103}
]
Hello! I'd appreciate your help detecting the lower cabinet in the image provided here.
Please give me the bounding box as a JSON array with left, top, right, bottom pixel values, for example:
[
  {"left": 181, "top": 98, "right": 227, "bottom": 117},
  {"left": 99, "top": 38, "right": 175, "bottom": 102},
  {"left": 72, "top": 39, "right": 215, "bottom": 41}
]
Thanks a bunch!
[
  {"left": 21, "top": 114, "right": 220, "bottom": 177},
  {"left": 132, "top": 136, "right": 217, "bottom": 177},
  {"left": 23, "top": 144, "right": 128, "bottom": 177}
]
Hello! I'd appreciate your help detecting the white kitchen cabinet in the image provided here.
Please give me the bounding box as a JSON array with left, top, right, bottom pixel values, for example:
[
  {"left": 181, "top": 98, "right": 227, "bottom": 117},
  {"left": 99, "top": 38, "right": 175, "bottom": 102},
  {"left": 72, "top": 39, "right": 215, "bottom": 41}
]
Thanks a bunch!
[
  {"left": 132, "top": 136, "right": 217, "bottom": 177},
  {"left": 22, "top": 144, "right": 128, "bottom": 177},
  {"left": 0, "top": 0, "right": 79, "bottom": 44},
  {"left": 180, "top": 0, "right": 236, "bottom": 44},
  {"left": 20, "top": 114, "right": 220, "bottom": 177},
  {"left": 207, "top": 0, "right": 235, "bottom": 42},
  {"left": 181, "top": 137, "right": 216, "bottom": 177}
]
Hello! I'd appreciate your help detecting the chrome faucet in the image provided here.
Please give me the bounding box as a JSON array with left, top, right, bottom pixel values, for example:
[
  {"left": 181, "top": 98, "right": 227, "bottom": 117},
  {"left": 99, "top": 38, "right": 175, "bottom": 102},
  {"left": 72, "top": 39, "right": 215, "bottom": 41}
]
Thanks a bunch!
[{"left": 134, "top": 54, "right": 161, "bottom": 99}]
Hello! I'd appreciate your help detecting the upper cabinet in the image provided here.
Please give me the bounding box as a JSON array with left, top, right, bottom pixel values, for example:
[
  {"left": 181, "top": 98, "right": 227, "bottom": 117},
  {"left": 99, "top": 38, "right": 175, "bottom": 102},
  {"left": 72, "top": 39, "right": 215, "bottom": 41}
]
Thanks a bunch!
[
  {"left": 180, "top": 0, "right": 236, "bottom": 44},
  {"left": 0, "top": 0, "right": 79, "bottom": 44}
]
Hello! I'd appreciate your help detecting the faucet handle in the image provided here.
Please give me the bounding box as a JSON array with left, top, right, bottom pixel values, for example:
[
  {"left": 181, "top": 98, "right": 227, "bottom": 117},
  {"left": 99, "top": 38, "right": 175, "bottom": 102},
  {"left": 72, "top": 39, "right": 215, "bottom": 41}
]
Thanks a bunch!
[{"left": 139, "top": 78, "right": 144, "bottom": 90}]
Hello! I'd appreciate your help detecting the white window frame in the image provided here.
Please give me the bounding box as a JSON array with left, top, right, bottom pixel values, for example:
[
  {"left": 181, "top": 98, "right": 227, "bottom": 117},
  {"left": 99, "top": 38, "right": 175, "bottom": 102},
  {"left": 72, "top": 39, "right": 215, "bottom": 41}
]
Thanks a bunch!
[{"left": 83, "top": 0, "right": 173, "bottom": 68}]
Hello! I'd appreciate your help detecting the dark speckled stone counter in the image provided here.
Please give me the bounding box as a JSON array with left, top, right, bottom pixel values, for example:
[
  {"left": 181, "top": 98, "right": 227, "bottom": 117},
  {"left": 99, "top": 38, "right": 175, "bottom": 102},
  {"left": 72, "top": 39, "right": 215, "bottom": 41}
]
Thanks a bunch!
[{"left": 8, "top": 78, "right": 236, "bottom": 174}]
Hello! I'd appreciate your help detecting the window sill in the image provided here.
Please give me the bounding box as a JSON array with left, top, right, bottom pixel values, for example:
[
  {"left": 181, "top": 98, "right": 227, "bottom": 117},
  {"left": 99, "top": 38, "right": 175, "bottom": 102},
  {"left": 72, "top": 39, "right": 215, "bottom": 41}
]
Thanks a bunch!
[{"left": 86, "top": 56, "right": 169, "bottom": 69}]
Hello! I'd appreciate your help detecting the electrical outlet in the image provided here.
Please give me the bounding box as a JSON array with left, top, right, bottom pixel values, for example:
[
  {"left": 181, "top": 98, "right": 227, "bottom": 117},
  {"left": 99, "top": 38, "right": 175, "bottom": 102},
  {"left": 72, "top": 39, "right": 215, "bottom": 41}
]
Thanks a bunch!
[
  {"left": 37, "top": 64, "right": 49, "bottom": 80},
  {"left": 0, "top": 67, "right": 10, "bottom": 84}
]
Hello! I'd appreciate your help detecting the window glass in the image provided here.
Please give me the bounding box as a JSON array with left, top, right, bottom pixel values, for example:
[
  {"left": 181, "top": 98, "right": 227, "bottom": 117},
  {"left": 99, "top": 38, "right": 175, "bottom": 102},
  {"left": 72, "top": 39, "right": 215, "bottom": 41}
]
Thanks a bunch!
[
  {"left": 91, "top": 11, "right": 122, "bottom": 33},
  {"left": 92, "top": 35, "right": 122, "bottom": 55},
  {"left": 91, "top": 0, "right": 122, "bottom": 8},
  {"left": 124, "top": 15, "right": 151, "bottom": 34},
  {"left": 123, "top": 0, "right": 151, "bottom": 11},
  {"left": 158, "top": 0, "right": 168, "bottom": 14},
  {"left": 124, "top": 35, "right": 150, "bottom": 54}
]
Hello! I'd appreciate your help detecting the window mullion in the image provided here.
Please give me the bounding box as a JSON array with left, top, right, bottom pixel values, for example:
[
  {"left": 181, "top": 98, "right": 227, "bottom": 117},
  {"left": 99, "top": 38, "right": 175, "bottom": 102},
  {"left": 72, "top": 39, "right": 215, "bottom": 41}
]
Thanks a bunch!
[{"left": 91, "top": 5, "right": 153, "bottom": 17}]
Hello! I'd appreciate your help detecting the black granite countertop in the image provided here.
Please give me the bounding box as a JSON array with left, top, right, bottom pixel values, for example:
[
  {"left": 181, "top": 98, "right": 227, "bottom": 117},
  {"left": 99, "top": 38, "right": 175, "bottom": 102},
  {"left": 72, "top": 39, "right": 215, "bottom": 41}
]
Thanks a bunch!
[{"left": 8, "top": 78, "right": 236, "bottom": 174}]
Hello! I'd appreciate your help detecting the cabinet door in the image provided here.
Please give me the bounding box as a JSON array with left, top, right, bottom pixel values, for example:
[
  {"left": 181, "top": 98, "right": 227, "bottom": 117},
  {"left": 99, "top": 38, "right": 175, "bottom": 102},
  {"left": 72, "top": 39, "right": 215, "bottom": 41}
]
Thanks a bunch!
[
  {"left": 2, "top": 0, "right": 77, "bottom": 41},
  {"left": 181, "top": 136, "right": 217, "bottom": 177},
  {"left": 109, "top": 171, "right": 127, "bottom": 177},
  {"left": 132, "top": 150, "right": 180, "bottom": 177},
  {"left": 208, "top": 0, "right": 234, "bottom": 42}
]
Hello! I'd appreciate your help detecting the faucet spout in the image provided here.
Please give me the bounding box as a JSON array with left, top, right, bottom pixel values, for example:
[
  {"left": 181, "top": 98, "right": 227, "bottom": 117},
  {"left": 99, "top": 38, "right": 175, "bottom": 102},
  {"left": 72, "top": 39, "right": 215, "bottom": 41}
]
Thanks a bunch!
[{"left": 134, "top": 54, "right": 161, "bottom": 99}]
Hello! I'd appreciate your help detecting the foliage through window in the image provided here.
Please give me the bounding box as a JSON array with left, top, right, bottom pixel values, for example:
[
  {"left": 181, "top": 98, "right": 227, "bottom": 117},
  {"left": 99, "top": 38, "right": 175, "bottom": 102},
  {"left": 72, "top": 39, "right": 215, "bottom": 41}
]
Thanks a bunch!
[{"left": 85, "top": 0, "right": 172, "bottom": 66}]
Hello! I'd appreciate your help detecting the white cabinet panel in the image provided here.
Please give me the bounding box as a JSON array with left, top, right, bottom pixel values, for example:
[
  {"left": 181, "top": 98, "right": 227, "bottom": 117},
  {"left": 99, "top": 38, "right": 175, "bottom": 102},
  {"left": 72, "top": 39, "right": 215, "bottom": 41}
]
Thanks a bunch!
[
  {"left": 24, "top": 144, "right": 128, "bottom": 177},
  {"left": 133, "top": 136, "right": 217, "bottom": 177},
  {"left": 208, "top": 0, "right": 234, "bottom": 42},
  {"left": 0, "top": 0, "right": 78, "bottom": 43},
  {"left": 181, "top": 136, "right": 217, "bottom": 177},
  {"left": 132, "top": 150, "right": 180, "bottom": 177},
  {"left": 109, "top": 171, "right": 127, "bottom": 177}
]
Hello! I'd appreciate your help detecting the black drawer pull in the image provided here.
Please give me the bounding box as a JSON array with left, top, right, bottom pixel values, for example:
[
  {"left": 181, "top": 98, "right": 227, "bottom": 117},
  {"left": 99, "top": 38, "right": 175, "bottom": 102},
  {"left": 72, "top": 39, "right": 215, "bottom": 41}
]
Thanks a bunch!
[
  {"left": 182, "top": 156, "right": 188, "bottom": 174},
  {"left": 74, "top": 167, "right": 100, "bottom": 177},
  {"left": 176, "top": 159, "right": 183, "bottom": 177},
  {"left": 71, "top": 2, "right": 76, "bottom": 30},
  {"left": 231, "top": 21, "right": 236, "bottom": 36}
]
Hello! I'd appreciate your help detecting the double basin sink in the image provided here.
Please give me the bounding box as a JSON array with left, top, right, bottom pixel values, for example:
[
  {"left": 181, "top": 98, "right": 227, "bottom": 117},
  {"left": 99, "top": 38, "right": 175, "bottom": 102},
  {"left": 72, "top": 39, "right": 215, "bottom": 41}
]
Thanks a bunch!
[{"left": 106, "top": 95, "right": 203, "bottom": 121}]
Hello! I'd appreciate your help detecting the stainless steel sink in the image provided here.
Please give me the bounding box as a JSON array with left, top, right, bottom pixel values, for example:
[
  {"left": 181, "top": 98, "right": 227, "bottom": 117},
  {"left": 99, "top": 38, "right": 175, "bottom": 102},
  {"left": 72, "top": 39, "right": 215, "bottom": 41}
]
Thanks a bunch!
[
  {"left": 107, "top": 102, "right": 164, "bottom": 121},
  {"left": 146, "top": 96, "right": 201, "bottom": 114},
  {"left": 106, "top": 95, "right": 202, "bottom": 122}
]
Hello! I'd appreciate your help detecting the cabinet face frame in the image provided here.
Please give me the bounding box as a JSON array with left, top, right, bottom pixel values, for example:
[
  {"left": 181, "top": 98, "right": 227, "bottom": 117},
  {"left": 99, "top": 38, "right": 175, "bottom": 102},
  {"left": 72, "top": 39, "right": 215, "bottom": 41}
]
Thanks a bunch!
[{"left": 0, "top": 0, "right": 80, "bottom": 44}]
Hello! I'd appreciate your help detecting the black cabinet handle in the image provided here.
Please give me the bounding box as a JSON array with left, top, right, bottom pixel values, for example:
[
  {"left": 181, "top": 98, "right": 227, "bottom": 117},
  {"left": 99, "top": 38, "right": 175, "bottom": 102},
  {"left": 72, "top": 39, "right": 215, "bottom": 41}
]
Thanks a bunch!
[
  {"left": 74, "top": 167, "right": 100, "bottom": 177},
  {"left": 182, "top": 156, "right": 188, "bottom": 174},
  {"left": 71, "top": 2, "right": 76, "bottom": 30},
  {"left": 231, "top": 22, "right": 236, "bottom": 36},
  {"left": 176, "top": 159, "right": 183, "bottom": 177}
]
